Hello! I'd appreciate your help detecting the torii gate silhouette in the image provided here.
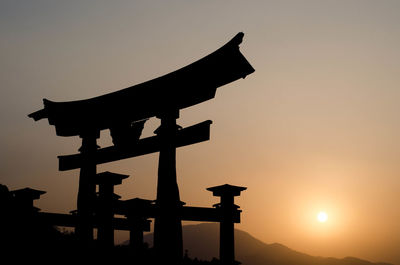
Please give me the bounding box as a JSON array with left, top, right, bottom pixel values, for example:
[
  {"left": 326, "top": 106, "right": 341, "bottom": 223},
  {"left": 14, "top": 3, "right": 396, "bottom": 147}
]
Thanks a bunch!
[{"left": 29, "top": 32, "right": 254, "bottom": 264}]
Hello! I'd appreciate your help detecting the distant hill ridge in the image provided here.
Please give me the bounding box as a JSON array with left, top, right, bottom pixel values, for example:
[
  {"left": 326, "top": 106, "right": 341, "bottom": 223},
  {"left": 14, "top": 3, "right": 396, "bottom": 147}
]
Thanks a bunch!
[{"left": 141, "top": 223, "right": 392, "bottom": 265}]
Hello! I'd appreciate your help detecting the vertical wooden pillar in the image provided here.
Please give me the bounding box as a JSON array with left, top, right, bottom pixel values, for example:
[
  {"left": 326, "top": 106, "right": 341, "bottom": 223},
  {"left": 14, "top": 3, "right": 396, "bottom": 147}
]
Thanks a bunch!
[
  {"left": 154, "top": 110, "right": 183, "bottom": 264},
  {"left": 10, "top": 188, "right": 46, "bottom": 251},
  {"left": 207, "top": 184, "right": 246, "bottom": 265},
  {"left": 97, "top": 183, "right": 114, "bottom": 248},
  {"left": 11, "top": 188, "right": 46, "bottom": 214},
  {"left": 129, "top": 217, "right": 144, "bottom": 252},
  {"left": 123, "top": 198, "right": 152, "bottom": 260},
  {"left": 76, "top": 132, "right": 99, "bottom": 247},
  {"left": 220, "top": 195, "right": 235, "bottom": 265},
  {"left": 129, "top": 217, "right": 151, "bottom": 253},
  {"left": 95, "top": 171, "right": 128, "bottom": 249}
]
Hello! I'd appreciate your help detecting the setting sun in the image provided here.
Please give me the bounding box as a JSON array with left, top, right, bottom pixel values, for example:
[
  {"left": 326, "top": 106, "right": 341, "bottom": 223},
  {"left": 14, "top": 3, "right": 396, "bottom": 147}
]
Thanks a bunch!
[{"left": 317, "top": 211, "right": 328, "bottom": 223}]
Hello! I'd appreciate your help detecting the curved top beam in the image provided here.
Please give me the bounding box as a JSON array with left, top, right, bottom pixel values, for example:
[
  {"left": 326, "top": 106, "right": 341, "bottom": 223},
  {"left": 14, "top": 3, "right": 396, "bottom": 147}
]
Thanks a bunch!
[{"left": 28, "top": 32, "right": 255, "bottom": 137}]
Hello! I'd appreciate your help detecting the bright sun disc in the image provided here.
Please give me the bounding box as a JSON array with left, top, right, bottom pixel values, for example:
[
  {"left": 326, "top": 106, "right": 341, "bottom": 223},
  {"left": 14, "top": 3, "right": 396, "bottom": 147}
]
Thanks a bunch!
[{"left": 317, "top": 211, "right": 328, "bottom": 222}]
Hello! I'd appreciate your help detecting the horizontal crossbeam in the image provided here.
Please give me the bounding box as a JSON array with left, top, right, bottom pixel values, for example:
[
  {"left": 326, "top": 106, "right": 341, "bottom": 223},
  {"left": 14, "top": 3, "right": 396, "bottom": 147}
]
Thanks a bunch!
[
  {"left": 115, "top": 204, "right": 242, "bottom": 223},
  {"left": 37, "top": 212, "right": 149, "bottom": 231},
  {"left": 37, "top": 204, "right": 241, "bottom": 231},
  {"left": 58, "top": 120, "right": 212, "bottom": 171}
]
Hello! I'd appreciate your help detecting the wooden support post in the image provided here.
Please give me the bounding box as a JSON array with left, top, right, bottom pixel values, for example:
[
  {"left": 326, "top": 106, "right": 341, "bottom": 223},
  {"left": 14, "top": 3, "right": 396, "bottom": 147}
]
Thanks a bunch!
[
  {"left": 207, "top": 184, "right": 246, "bottom": 265},
  {"left": 76, "top": 132, "right": 99, "bottom": 247},
  {"left": 128, "top": 217, "right": 151, "bottom": 255},
  {"left": 9, "top": 188, "right": 46, "bottom": 252},
  {"left": 10, "top": 188, "right": 46, "bottom": 214},
  {"left": 119, "top": 198, "right": 152, "bottom": 260},
  {"left": 97, "top": 183, "right": 114, "bottom": 248},
  {"left": 129, "top": 217, "right": 144, "bottom": 252},
  {"left": 95, "top": 172, "right": 128, "bottom": 249},
  {"left": 154, "top": 110, "right": 183, "bottom": 264}
]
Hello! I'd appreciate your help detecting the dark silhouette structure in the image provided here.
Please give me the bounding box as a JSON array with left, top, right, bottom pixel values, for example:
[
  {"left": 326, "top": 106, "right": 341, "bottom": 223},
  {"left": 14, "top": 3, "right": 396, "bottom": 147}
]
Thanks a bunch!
[
  {"left": 94, "top": 171, "right": 129, "bottom": 249},
  {"left": 207, "top": 185, "right": 247, "bottom": 265},
  {"left": 120, "top": 198, "right": 153, "bottom": 256},
  {"left": 0, "top": 185, "right": 63, "bottom": 260},
  {"left": 27, "top": 32, "right": 254, "bottom": 264},
  {"left": 28, "top": 32, "right": 253, "bottom": 137}
]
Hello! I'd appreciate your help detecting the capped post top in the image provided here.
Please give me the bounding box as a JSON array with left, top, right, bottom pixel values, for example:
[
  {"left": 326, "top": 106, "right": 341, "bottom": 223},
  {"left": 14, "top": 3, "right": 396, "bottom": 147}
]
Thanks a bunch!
[
  {"left": 95, "top": 171, "right": 129, "bottom": 185},
  {"left": 207, "top": 184, "right": 247, "bottom": 197},
  {"left": 123, "top": 198, "right": 154, "bottom": 208},
  {"left": 11, "top": 187, "right": 46, "bottom": 200},
  {"left": 120, "top": 198, "right": 155, "bottom": 215}
]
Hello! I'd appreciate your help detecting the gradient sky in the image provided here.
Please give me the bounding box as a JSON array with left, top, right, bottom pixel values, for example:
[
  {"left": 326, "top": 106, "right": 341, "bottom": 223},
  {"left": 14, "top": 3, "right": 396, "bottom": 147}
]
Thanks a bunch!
[{"left": 1, "top": 1, "right": 400, "bottom": 264}]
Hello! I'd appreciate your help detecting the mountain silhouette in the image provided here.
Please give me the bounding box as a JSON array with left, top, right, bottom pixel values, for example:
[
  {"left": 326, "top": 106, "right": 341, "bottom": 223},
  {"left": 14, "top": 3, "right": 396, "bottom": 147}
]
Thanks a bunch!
[{"left": 141, "top": 223, "right": 392, "bottom": 265}]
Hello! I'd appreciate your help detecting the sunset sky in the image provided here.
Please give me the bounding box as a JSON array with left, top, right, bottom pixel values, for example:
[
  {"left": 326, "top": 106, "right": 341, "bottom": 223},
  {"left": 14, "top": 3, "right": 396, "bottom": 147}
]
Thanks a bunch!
[{"left": 1, "top": 1, "right": 400, "bottom": 264}]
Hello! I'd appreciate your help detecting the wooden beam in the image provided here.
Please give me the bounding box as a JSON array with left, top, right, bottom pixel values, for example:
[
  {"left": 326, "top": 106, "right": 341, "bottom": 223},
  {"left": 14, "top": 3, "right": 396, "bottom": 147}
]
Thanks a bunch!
[
  {"left": 37, "top": 204, "right": 241, "bottom": 232},
  {"left": 37, "top": 212, "right": 149, "bottom": 231},
  {"left": 38, "top": 212, "right": 77, "bottom": 228},
  {"left": 58, "top": 120, "right": 212, "bottom": 171},
  {"left": 115, "top": 204, "right": 241, "bottom": 223}
]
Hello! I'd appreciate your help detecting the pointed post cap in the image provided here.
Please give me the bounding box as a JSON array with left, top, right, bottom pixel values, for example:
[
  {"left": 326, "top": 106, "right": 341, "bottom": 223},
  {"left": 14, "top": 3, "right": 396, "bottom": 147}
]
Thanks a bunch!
[
  {"left": 118, "top": 198, "right": 154, "bottom": 216},
  {"left": 123, "top": 198, "right": 154, "bottom": 208},
  {"left": 95, "top": 171, "right": 129, "bottom": 185},
  {"left": 207, "top": 184, "right": 247, "bottom": 197},
  {"left": 11, "top": 188, "right": 46, "bottom": 200}
]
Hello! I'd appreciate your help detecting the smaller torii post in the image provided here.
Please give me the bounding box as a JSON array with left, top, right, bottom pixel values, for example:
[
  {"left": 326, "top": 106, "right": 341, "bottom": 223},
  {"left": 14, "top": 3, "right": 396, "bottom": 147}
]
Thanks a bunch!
[
  {"left": 11, "top": 188, "right": 46, "bottom": 214},
  {"left": 121, "top": 198, "right": 153, "bottom": 256},
  {"left": 94, "top": 171, "right": 129, "bottom": 248},
  {"left": 8, "top": 188, "right": 46, "bottom": 252},
  {"left": 207, "top": 184, "right": 246, "bottom": 265}
]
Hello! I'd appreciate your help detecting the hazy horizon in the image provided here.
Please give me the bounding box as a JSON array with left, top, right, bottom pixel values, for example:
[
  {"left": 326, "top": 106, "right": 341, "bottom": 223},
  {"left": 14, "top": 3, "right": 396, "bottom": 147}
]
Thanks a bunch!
[{"left": 1, "top": 1, "right": 399, "bottom": 264}]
